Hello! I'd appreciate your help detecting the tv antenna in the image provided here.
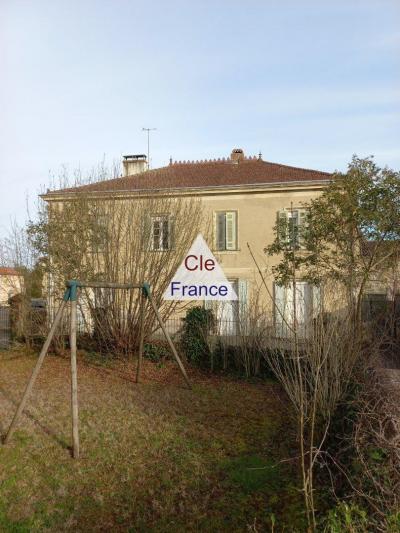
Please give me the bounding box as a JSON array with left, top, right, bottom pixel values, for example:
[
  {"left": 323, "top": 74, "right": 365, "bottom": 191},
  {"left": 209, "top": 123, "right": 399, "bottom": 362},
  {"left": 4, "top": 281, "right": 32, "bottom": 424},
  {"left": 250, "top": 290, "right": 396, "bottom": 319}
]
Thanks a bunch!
[{"left": 142, "top": 127, "right": 157, "bottom": 169}]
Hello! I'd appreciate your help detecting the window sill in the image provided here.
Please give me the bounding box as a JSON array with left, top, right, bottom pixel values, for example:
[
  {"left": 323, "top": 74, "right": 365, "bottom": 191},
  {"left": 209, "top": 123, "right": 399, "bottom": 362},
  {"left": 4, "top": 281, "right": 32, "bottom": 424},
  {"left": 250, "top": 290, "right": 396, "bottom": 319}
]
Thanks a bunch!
[{"left": 213, "top": 249, "right": 241, "bottom": 254}]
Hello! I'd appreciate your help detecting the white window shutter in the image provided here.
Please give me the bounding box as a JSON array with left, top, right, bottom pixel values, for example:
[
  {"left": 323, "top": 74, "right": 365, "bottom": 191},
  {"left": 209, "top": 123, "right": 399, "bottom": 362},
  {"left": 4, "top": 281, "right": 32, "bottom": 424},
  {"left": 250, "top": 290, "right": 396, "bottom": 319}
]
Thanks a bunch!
[
  {"left": 225, "top": 211, "right": 237, "bottom": 250},
  {"left": 301, "top": 283, "right": 321, "bottom": 338},
  {"left": 274, "top": 283, "right": 286, "bottom": 337},
  {"left": 238, "top": 279, "right": 248, "bottom": 313},
  {"left": 238, "top": 279, "right": 248, "bottom": 333},
  {"left": 294, "top": 282, "right": 307, "bottom": 337},
  {"left": 204, "top": 300, "right": 215, "bottom": 326},
  {"left": 312, "top": 285, "right": 321, "bottom": 317}
]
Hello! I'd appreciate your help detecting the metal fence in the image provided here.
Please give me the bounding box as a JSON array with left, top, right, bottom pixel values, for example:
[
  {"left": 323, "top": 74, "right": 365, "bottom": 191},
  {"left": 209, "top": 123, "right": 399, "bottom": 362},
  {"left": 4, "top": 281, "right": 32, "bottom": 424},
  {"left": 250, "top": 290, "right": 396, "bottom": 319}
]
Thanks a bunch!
[
  {"left": 158, "top": 317, "right": 321, "bottom": 346},
  {"left": 154, "top": 317, "right": 267, "bottom": 346},
  {"left": 0, "top": 306, "right": 11, "bottom": 349},
  {"left": 35, "top": 301, "right": 324, "bottom": 348}
]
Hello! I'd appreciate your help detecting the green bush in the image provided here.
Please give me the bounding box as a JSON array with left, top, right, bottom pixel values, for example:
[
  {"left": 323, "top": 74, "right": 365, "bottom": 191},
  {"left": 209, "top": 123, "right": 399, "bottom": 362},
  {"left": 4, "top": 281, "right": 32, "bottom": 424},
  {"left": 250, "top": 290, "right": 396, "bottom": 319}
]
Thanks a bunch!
[
  {"left": 323, "top": 502, "right": 368, "bottom": 532},
  {"left": 143, "top": 341, "right": 170, "bottom": 363},
  {"left": 386, "top": 511, "right": 400, "bottom": 532},
  {"left": 181, "top": 306, "right": 214, "bottom": 367},
  {"left": 322, "top": 502, "right": 399, "bottom": 532}
]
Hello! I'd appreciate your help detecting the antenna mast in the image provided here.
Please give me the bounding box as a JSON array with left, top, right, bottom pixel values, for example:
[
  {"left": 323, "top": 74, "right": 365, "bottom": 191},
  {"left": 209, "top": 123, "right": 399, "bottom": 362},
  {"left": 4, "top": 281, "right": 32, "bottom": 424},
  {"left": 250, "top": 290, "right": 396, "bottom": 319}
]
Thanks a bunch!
[{"left": 142, "top": 127, "right": 157, "bottom": 169}]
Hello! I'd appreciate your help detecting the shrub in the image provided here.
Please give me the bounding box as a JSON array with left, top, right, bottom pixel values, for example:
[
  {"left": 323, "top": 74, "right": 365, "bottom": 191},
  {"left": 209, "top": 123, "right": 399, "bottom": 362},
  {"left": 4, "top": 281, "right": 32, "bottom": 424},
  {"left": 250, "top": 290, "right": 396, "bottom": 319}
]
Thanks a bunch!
[
  {"left": 143, "top": 341, "right": 170, "bottom": 363},
  {"left": 180, "top": 306, "right": 214, "bottom": 367},
  {"left": 211, "top": 340, "right": 277, "bottom": 378},
  {"left": 323, "top": 502, "right": 368, "bottom": 532}
]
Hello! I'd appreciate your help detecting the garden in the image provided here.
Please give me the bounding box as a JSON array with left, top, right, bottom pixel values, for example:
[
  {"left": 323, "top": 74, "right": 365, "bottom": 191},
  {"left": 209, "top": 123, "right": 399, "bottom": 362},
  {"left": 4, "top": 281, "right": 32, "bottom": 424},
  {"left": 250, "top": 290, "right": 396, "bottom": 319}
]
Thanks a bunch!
[{"left": 0, "top": 348, "right": 304, "bottom": 532}]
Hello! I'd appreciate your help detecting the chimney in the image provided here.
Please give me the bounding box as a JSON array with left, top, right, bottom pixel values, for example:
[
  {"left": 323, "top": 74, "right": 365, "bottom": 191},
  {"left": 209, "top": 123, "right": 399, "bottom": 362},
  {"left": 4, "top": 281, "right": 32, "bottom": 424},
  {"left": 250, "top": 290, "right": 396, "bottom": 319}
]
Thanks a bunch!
[
  {"left": 122, "top": 154, "right": 148, "bottom": 176},
  {"left": 230, "top": 148, "right": 245, "bottom": 163}
]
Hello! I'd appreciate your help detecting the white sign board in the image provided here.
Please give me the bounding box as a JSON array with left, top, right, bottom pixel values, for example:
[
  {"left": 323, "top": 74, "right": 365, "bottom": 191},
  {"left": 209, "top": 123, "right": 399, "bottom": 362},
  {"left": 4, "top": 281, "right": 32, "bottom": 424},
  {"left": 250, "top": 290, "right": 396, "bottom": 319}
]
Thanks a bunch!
[{"left": 163, "top": 234, "right": 238, "bottom": 301}]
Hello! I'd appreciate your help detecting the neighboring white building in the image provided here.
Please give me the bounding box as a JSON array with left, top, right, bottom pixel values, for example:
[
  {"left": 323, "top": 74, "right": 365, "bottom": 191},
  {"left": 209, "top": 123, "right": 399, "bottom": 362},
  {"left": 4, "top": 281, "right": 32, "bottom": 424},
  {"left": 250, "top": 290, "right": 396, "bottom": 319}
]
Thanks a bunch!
[{"left": 0, "top": 267, "right": 24, "bottom": 305}]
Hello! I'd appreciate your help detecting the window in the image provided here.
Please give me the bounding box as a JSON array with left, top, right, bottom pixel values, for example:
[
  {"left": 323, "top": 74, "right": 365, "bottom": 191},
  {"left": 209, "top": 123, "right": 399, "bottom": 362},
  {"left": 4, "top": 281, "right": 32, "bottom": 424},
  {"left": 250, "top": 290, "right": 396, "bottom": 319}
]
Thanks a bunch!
[
  {"left": 361, "top": 292, "right": 389, "bottom": 322},
  {"left": 277, "top": 208, "right": 307, "bottom": 249},
  {"left": 215, "top": 211, "right": 237, "bottom": 251},
  {"left": 205, "top": 278, "right": 247, "bottom": 335},
  {"left": 90, "top": 214, "right": 108, "bottom": 253},
  {"left": 151, "top": 215, "right": 171, "bottom": 251}
]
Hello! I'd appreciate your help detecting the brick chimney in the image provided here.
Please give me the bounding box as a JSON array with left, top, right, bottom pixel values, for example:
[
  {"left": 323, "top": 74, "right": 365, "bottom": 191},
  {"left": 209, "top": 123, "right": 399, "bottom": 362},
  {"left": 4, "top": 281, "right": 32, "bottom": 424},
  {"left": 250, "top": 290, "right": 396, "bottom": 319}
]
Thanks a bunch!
[
  {"left": 122, "top": 154, "right": 148, "bottom": 176},
  {"left": 230, "top": 148, "right": 245, "bottom": 163}
]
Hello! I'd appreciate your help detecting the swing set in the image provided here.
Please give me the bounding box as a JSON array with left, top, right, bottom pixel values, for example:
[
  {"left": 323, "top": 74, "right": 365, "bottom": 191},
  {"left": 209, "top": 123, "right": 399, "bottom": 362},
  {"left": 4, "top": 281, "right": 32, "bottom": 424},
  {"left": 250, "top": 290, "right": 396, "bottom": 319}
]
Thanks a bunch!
[{"left": 3, "top": 280, "right": 190, "bottom": 458}]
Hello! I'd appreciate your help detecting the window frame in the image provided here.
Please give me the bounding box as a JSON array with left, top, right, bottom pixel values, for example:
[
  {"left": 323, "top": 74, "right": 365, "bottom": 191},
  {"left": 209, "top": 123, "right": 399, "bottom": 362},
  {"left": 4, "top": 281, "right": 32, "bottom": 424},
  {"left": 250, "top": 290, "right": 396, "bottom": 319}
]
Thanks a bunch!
[
  {"left": 150, "top": 214, "right": 172, "bottom": 251},
  {"left": 277, "top": 207, "right": 308, "bottom": 249},
  {"left": 273, "top": 281, "right": 322, "bottom": 338},
  {"left": 89, "top": 212, "right": 108, "bottom": 254},
  {"left": 214, "top": 210, "right": 238, "bottom": 251}
]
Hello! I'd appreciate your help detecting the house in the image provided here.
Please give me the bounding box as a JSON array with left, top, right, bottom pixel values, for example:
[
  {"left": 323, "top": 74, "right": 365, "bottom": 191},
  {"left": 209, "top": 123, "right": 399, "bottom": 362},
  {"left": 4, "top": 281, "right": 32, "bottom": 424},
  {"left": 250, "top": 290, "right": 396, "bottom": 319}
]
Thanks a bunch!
[
  {"left": 0, "top": 267, "right": 24, "bottom": 306},
  {"left": 42, "top": 149, "right": 332, "bottom": 337}
]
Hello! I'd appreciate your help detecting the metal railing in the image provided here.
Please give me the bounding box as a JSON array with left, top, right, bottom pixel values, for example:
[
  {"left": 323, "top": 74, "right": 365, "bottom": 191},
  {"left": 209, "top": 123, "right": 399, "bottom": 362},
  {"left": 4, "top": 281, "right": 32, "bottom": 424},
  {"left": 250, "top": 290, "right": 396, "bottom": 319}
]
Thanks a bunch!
[
  {"left": 154, "top": 317, "right": 268, "bottom": 346},
  {"left": 157, "top": 317, "right": 320, "bottom": 347},
  {"left": 0, "top": 306, "right": 11, "bottom": 348}
]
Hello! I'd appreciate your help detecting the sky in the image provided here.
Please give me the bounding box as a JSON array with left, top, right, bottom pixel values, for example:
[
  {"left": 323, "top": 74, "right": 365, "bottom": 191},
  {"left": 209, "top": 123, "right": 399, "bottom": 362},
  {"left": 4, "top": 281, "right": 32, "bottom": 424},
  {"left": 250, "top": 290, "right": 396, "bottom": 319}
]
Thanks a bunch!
[{"left": 0, "top": 0, "right": 399, "bottom": 237}]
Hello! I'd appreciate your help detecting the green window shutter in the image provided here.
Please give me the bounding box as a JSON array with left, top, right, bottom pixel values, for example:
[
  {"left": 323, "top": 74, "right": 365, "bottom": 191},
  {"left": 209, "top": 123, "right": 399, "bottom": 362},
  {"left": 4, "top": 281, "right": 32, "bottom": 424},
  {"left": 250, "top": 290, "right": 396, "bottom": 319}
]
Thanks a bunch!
[
  {"left": 288, "top": 210, "right": 299, "bottom": 248},
  {"left": 225, "top": 211, "right": 237, "bottom": 250},
  {"left": 277, "top": 210, "right": 289, "bottom": 244},
  {"left": 168, "top": 216, "right": 175, "bottom": 250},
  {"left": 97, "top": 214, "right": 108, "bottom": 253},
  {"left": 162, "top": 217, "right": 170, "bottom": 250},
  {"left": 298, "top": 209, "right": 308, "bottom": 248},
  {"left": 213, "top": 211, "right": 217, "bottom": 249},
  {"left": 216, "top": 212, "right": 226, "bottom": 251},
  {"left": 141, "top": 215, "right": 151, "bottom": 251}
]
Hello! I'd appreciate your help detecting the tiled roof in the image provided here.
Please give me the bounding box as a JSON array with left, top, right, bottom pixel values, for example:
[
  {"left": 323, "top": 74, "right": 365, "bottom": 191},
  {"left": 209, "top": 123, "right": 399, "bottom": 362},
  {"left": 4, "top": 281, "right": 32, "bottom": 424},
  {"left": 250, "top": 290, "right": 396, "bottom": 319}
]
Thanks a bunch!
[
  {"left": 0, "top": 267, "right": 21, "bottom": 276},
  {"left": 47, "top": 156, "right": 332, "bottom": 196}
]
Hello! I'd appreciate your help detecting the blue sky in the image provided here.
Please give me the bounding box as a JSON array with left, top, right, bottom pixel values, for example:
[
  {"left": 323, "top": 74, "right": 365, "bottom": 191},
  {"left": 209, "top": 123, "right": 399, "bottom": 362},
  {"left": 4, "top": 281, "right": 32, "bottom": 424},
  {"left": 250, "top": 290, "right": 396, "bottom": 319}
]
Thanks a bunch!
[{"left": 0, "top": 0, "right": 399, "bottom": 235}]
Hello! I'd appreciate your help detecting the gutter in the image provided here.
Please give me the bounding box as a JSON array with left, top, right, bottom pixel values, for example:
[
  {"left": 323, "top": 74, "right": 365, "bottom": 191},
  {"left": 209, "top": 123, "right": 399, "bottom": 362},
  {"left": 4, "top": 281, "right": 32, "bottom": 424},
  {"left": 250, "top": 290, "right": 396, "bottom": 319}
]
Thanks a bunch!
[{"left": 41, "top": 179, "right": 332, "bottom": 202}]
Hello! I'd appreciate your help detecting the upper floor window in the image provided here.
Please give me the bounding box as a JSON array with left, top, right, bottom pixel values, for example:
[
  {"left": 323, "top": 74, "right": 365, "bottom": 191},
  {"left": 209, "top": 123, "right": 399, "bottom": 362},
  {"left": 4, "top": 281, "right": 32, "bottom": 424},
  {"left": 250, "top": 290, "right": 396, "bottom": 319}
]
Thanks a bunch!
[
  {"left": 90, "top": 213, "right": 108, "bottom": 253},
  {"left": 151, "top": 215, "right": 171, "bottom": 251},
  {"left": 277, "top": 208, "right": 307, "bottom": 249},
  {"left": 215, "top": 211, "right": 237, "bottom": 251}
]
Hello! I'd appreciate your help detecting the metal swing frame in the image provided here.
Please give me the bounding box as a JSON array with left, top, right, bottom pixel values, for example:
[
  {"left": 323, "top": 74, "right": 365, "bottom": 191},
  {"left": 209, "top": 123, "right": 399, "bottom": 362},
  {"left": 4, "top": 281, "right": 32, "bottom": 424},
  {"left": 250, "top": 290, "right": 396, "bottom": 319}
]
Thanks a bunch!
[{"left": 3, "top": 280, "right": 190, "bottom": 458}]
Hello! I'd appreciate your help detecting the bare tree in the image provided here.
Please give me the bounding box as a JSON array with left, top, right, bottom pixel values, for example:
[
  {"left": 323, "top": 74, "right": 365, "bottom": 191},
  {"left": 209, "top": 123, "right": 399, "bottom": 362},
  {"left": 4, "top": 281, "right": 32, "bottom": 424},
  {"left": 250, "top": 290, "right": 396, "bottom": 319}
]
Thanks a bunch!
[
  {"left": 28, "top": 189, "right": 208, "bottom": 356},
  {"left": 251, "top": 246, "right": 363, "bottom": 532},
  {"left": 253, "top": 157, "right": 400, "bottom": 530},
  {"left": 213, "top": 281, "right": 273, "bottom": 377}
]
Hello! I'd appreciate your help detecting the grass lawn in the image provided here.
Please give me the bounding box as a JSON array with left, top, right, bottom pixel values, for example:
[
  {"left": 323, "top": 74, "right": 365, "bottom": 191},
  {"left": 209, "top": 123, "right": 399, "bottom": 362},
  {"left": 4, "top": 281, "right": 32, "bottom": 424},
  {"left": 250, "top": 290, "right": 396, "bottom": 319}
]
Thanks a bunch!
[{"left": 0, "top": 350, "right": 304, "bottom": 532}]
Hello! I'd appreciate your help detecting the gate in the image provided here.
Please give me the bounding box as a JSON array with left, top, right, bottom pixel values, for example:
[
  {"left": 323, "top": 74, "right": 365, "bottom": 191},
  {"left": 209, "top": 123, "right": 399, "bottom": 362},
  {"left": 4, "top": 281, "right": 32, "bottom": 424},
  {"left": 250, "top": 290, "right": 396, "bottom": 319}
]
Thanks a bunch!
[{"left": 0, "top": 306, "right": 11, "bottom": 348}]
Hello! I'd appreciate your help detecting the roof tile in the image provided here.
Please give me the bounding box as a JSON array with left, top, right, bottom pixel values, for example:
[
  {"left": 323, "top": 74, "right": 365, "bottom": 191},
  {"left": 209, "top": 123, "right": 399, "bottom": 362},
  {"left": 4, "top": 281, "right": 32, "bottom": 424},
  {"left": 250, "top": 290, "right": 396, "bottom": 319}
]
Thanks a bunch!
[
  {"left": 0, "top": 267, "right": 21, "bottom": 276},
  {"left": 49, "top": 158, "right": 331, "bottom": 195}
]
